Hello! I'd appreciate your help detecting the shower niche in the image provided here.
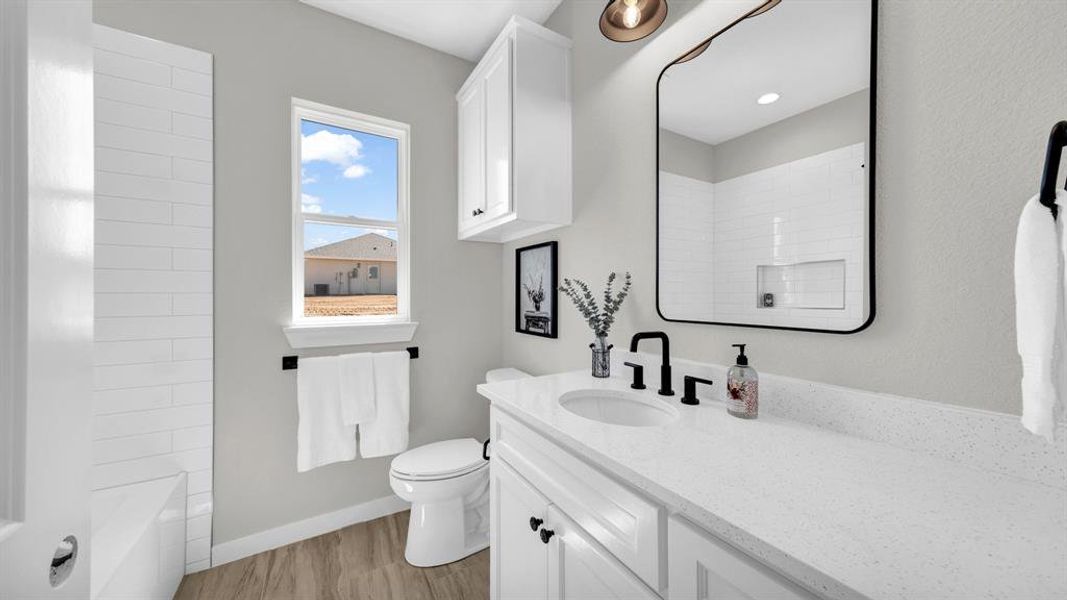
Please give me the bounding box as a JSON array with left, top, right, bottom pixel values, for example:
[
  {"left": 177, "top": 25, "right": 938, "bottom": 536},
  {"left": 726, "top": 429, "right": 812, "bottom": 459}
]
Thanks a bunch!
[{"left": 756, "top": 260, "right": 846, "bottom": 311}]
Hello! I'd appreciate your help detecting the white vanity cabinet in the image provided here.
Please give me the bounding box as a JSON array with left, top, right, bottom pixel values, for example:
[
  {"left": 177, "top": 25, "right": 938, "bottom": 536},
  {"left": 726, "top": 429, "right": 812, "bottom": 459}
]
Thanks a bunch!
[
  {"left": 490, "top": 459, "right": 550, "bottom": 600},
  {"left": 489, "top": 407, "right": 822, "bottom": 600},
  {"left": 546, "top": 506, "right": 661, "bottom": 600},
  {"left": 456, "top": 16, "right": 572, "bottom": 243},
  {"left": 668, "top": 517, "right": 818, "bottom": 600},
  {"left": 490, "top": 457, "right": 658, "bottom": 600}
]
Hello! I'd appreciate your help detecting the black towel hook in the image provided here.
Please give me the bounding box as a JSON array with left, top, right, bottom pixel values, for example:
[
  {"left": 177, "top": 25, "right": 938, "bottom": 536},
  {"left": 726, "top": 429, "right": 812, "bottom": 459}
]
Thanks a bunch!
[{"left": 1039, "top": 120, "right": 1067, "bottom": 220}]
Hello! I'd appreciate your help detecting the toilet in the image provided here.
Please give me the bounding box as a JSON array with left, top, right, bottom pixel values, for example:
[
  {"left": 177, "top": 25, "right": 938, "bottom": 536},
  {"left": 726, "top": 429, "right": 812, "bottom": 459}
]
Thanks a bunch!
[{"left": 389, "top": 367, "right": 530, "bottom": 567}]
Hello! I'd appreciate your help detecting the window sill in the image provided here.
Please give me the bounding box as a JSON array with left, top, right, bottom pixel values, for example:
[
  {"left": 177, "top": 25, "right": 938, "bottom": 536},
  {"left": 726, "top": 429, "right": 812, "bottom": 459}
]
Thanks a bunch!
[{"left": 283, "top": 320, "right": 419, "bottom": 349}]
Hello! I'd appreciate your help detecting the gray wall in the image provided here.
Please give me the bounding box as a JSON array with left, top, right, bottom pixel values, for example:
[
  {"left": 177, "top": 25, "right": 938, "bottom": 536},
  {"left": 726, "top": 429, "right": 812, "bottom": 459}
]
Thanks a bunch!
[
  {"left": 502, "top": 0, "right": 1067, "bottom": 415},
  {"left": 712, "top": 88, "right": 869, "bottom": 182},
  {"left": 659, "top": 129, "right": 715, "bottom": 182},
  {"left": 94, "top": 0, "right": 500, "bottom": 545}
]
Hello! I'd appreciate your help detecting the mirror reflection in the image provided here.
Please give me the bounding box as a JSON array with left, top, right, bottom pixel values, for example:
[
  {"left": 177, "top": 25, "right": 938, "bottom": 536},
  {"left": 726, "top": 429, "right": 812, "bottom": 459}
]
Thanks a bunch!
[{"left": 657, "top": 0, "right": 873, "bottom": 332}]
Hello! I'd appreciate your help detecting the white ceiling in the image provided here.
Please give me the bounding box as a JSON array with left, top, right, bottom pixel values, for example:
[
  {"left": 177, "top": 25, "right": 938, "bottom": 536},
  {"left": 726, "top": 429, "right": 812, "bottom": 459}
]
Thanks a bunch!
[
  {"left": 300, "top": 0, "right": 563, "bottom": 62},
  {"left": 659, "top": 0, "right": 871, "bottom": 146}
]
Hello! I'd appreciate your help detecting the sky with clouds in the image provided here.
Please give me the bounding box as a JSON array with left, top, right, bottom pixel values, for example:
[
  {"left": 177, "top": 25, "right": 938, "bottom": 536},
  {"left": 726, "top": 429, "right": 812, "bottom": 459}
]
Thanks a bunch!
[{"left": 300, "top": 119, "right": 398, "bottom": 250}]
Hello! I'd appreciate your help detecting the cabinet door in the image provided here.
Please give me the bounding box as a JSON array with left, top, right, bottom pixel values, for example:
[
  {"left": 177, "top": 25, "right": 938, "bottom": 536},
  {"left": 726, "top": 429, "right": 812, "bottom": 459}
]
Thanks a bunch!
[
  {"left": 546, "top": 506, "right": 659, "bottom": 600},
  {"left": 482, "top": 37, "right": 512, "bottom": 219},
  {"left": 491, "top": 459, "right": 550, "bottom": 600},
  {"left": 668, "top": 516, "right": 818, "bottom": 600},
  {"left": 457, "top": 80, "right": 485, "bottom": 232}
]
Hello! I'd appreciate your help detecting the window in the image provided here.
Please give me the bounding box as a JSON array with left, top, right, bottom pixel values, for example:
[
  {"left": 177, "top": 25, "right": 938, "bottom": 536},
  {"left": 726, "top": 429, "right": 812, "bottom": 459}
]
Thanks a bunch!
[{"left": 286, "top": 98, "right": 415, "bottom": 347}]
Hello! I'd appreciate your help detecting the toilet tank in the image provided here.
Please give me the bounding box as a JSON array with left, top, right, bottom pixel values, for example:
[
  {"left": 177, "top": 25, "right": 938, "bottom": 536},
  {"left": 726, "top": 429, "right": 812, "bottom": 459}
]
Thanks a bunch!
[{"left": 485, "top": 368, "right": 531, "bottom": 383}]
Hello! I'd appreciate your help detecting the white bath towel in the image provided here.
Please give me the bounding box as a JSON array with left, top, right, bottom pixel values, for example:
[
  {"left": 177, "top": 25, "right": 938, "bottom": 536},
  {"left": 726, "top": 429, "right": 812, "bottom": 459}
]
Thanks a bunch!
[
  {"left": 1015, "top": 191, "right": 1066, "bottom": 441},
  {"left": 297, "top": 356, "right": 356, "bottom": 472},
  {"left": 359, "top": 351, "right": 410, "bottom": 458},
  {"left": 339, "top": 353, "right": 376, "bottom": 426}
]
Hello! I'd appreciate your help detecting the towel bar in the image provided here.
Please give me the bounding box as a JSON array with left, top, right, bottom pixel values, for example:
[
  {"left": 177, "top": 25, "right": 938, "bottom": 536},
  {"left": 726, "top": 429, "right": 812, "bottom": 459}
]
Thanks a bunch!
[{"left": 282, "top": 347, "right": 418, "bottom": 370}]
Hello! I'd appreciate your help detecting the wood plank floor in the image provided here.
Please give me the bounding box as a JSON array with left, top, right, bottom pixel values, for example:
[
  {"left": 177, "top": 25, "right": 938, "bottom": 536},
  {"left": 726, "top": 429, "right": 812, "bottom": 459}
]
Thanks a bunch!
[{"left": 175, "top": 511, "right": 488, "bottom": 600}]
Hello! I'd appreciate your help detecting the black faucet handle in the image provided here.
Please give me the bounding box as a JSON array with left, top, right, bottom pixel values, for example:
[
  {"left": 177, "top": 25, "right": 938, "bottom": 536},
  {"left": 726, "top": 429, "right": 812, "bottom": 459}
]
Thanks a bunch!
[
  {"left": 681, "top": 375, "right": 714, "bottom": 405},
  {"left": 623, "top": 362, "right": 646, "bottom": 390}
]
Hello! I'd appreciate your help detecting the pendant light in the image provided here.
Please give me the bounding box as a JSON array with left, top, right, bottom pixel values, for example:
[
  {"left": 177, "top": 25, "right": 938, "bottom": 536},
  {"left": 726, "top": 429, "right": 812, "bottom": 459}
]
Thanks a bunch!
[
  {"left": 599, "top": 0, "right": 668, "bottom": 43},
  {"left": 671, "top": 0, "right": 781, "bottom": 64}
]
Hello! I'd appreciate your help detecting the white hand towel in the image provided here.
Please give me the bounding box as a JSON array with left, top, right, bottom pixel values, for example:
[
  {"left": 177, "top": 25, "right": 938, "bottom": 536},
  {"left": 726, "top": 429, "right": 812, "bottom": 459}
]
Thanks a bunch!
[
  {"left": 297, "top": 356, "right": 356, "bottom": 472},
  {"left": 1015, "top": 192, "right": 1063, "bottom": 441},
  {"left": 359, "top": 351, "right": 410, "bottom": 458},
  {"left": 339, "top": 353, "right": 376, "bottom": 426}
]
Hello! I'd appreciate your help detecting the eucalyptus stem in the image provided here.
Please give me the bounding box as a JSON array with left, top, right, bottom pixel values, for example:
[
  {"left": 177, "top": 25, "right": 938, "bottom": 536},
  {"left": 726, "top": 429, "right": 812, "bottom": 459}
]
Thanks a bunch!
[{"left": 560, "top": 272, "right": 632, "bottom": 338}]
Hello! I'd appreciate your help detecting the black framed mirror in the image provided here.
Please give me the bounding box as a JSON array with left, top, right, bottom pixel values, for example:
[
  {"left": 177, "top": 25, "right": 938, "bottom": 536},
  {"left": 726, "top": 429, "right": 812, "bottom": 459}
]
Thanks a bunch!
[{"left": 656, "top": 0, "right": 876, "bottom": 333}]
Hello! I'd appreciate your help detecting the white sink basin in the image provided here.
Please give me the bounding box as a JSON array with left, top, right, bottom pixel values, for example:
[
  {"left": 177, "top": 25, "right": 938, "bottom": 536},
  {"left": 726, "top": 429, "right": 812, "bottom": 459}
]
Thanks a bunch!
[{"left": 558, "top": 389, "right": 678, "bottom": 427}]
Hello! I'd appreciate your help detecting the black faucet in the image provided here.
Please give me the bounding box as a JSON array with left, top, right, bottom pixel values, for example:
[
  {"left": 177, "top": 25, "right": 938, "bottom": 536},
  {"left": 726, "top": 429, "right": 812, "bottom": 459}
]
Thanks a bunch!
[{"left": 629, "top": 331, "right": 674, "bottom": 396}]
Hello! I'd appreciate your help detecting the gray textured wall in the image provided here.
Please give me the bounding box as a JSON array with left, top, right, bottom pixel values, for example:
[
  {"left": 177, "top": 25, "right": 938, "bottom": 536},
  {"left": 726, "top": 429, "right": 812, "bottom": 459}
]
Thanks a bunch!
[
  {"left": 93, "top": 0, "right": 500, "bottom": 544},
  {"left": 502, "top": 0, "right": 1067, "bottom": 415}
]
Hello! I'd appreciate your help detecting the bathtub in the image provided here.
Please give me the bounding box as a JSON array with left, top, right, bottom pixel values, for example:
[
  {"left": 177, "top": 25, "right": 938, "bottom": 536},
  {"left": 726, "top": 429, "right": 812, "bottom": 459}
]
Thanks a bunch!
[{"left": 91, "top": 474, "right": 187, "bottom": 600}]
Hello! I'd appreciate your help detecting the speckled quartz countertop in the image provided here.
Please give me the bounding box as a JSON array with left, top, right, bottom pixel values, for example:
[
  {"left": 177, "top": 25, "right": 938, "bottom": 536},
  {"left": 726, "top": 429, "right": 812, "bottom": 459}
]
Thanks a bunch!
[{"left": 477, "top": 371, "right": 1067, "bottom": 600}]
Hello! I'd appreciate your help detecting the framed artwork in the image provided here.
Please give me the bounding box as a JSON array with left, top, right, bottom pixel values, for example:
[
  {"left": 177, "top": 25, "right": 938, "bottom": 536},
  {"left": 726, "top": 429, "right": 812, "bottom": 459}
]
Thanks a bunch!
[{"left": 515, "top": 241, "right": 558, "bottom": 338}]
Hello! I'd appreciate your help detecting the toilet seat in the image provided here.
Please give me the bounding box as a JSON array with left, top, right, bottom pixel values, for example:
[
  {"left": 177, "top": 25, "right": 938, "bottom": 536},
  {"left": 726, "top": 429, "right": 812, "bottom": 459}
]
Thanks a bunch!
[{"left": 390, "top": 438, "right": 487, "bottom": 481}]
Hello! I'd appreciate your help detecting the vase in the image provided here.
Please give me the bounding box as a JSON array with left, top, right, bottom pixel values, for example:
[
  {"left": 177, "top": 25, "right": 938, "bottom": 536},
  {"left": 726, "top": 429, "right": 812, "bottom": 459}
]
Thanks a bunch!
[{"left": 590, "top": 336, "right": 612, "bottom": 378}]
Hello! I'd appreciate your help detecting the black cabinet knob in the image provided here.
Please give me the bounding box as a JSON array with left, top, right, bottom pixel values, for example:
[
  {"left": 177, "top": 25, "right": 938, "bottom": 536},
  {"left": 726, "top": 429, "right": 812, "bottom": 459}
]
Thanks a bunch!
[
  {"left": 539, "top": 528, "right": 555, "bottom": 544},
  {"left": 529, "top": 517, "right": 543, "bottom": 531},
  {"left": 472, "top": 208, "right": 485, "bottom": 216}
]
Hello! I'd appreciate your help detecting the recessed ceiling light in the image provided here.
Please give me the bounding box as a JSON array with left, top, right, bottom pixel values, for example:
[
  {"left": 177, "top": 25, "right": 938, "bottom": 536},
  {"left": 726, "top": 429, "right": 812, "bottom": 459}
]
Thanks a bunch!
[{"left": 757, "top": 92, "right": 780, "bottom": 105}]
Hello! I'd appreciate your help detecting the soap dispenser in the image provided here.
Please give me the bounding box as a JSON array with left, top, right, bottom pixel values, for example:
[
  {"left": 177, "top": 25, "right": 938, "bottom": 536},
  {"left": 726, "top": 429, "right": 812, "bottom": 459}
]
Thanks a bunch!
[{"left": 727, "top": 344, "right": 758, "bottom": 419}]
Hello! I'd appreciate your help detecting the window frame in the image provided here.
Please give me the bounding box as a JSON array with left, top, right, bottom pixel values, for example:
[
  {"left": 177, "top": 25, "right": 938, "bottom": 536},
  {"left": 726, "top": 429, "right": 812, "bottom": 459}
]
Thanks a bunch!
[{"left": 286, "top": 97, "right": 415, "bottom": 347}]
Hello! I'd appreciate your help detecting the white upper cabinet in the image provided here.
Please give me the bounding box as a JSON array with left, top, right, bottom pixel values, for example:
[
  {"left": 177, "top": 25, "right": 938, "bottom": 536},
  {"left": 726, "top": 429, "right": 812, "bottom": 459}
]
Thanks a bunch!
[
  {"left": 458, "top": 82, "right": 485, "bottom": 232},
  {"left": 456, "top": 16, "right": 572, "bottom": 242},
  {"left": 482, "top": 38, "right": 513, "bottom": 222}
]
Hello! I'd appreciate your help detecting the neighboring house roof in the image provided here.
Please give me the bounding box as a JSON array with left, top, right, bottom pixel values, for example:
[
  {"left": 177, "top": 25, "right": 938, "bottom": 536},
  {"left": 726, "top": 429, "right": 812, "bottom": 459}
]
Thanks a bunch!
[{"left": 304, "top": 233, "right": 397, "bottom": 262}]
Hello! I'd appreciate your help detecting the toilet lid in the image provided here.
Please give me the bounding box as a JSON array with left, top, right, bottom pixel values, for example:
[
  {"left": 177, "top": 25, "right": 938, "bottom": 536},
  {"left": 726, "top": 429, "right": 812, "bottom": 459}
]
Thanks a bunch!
[{"left": 390, "top": 438, "right": 486, "bottom": 480}]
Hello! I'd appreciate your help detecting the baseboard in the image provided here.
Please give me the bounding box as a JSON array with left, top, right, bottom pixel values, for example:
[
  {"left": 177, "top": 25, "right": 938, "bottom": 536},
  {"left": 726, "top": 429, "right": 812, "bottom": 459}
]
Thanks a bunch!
[{"left": 210, "top": 494, "right": 409, "bottom": 567}]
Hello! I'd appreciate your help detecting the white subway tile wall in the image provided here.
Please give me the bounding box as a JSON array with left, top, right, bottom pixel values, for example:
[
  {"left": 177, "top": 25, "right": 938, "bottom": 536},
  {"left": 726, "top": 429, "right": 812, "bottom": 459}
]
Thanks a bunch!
[
  {"left": 93, "top": 24, "right": 213, "bottom": 574},
  {"left": 659, "top": 142, "right": 867, "bottom": 329},
  {"left": 658, "top": 173, "right": 715, "bottom": 321}
]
